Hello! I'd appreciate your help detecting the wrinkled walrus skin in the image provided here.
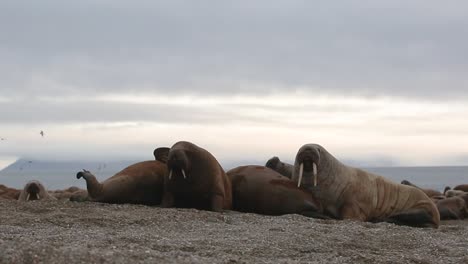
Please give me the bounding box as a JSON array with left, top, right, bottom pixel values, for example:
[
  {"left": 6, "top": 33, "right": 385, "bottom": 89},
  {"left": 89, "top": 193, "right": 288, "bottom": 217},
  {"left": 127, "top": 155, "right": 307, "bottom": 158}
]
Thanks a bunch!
[
  {"left": 76, "top": 155, "right": 168, "bottom": 205},
  {"left": 227, "top": 165, "right": 328, "bottom": 218},
  {"left": 161, "top": 141, "right": 232, "bottom": 212},
  {"left": 265, "top": 156, "right": 294, "bottom": 179},
  {"left": 292, "top": 144, "right": 440, "bottom": 228},
  {"left": 18, "top": 180, "right": 57, "bottom": 201}
]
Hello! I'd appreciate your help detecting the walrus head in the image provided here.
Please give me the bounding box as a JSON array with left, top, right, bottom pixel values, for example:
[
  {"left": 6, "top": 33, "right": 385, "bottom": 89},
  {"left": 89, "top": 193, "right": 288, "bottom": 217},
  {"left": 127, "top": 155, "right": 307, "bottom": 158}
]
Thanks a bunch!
[
  {"left": 76, "top": 169, "right": 92, "bottom": 179},
  {"left": 294, "top": 144, "right": 321, "bottom": 188},
  {"left": 265, "top": 156, "right": 280, "bottom": 169},
  {"left": 23, "top": 180, "right": 45, "bottom": 201},
  {"left": 167, "top": 149, "right": 190, "bottom": 181},
  {"left": 154, "top": 147, "right": 170, "bottom": 163}
]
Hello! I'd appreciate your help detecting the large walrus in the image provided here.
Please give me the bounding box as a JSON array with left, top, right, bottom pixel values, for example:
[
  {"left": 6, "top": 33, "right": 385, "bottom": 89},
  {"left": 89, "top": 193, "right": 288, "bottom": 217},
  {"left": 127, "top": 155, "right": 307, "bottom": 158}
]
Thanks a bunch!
[
  {"left": 227, "top": 165, "right": 328, "bottom": 218},
  {"left": 75, "top": 147, "right": 169, "bottom": 205},
  {"left": 265, "top": 156, "right": 294, "bottom": 179},
  {"left": 160, "top": 141, "right": 232, "bottom": 212},
  {"left": 401, "top": 180, "right": 442, "bottom": 198},
  {"left": 18, "top": 180, "right": 57, "bottom": 201},
  {"left": 0, "top": 184, "right": 21, "bottom": 200},
  {"left": 435, "top": 196, "right": 468, "bottom": 220},
  {"left": 292, "top": 144, "right": 440, "bottom": 228}
]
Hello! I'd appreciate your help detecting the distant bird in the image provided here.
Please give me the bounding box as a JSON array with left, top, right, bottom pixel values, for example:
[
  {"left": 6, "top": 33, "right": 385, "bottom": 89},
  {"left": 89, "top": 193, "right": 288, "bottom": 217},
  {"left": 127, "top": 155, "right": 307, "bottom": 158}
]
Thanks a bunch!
[
  {"left": 0, "top": 137, "right": 5, "bottom": 140},
  {"left": 40, "top": 131, "right": 44, "bottom": 137}
]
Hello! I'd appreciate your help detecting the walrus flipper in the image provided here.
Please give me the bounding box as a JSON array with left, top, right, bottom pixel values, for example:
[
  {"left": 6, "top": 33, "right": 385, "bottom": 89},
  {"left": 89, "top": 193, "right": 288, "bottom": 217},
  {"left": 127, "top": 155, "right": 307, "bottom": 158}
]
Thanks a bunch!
[{"left": 385, "top": 208, "right": 438, "bottom": 228}]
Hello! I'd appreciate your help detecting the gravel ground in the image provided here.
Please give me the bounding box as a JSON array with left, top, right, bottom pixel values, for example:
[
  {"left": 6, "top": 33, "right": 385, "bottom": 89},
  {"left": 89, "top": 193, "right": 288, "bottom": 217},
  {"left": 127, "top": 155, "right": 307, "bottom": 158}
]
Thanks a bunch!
[{"left": 0, "top": 199, "right": 467, "bottom": 264}]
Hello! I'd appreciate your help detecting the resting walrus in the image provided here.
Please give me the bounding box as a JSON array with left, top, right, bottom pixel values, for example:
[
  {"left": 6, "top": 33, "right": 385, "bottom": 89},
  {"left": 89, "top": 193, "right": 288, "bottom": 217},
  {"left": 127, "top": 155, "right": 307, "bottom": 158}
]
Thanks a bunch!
[
  {"left": 453, "top": 184, "right": 468, "bottom": 192},
  {"left": 435, "top": 196, "right": 468, "bottom": 220},
  {"left": 0, "top": 184, "right": 21, "bottom": 200},
  {"left": 292, "top": 144, "right": 440, "bottom": 228},
  {"left": 18, "top": 180, "right": 57, "bottom": 201},
  {"left": 265, "top": 156, "right": 294, "bottom": 179},
  {"left": 227, "top": 165, "right": 328, "bottom": 218},
  {"left": 75, "top": 147, "right": 169, "bottom": 205},
  {"left": 161, "top": 141, "right": 232, "bottom": 212},
  {"left": 401, "top": 180, "right": 442, "bottom": 198}
]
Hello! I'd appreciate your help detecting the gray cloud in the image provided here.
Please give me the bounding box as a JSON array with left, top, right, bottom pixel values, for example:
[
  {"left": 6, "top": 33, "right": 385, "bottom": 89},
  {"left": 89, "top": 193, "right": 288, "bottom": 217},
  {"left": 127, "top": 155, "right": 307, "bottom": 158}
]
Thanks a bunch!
[{"left": 1, "top": 1, "right": 468, "bottom": 99}]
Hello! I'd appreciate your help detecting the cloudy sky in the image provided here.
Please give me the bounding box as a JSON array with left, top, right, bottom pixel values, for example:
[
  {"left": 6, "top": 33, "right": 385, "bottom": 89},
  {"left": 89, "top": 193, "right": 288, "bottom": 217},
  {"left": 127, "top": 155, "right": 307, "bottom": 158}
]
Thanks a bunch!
[{"left": 1, "top": 0, "right": 468, "bottom": 169}]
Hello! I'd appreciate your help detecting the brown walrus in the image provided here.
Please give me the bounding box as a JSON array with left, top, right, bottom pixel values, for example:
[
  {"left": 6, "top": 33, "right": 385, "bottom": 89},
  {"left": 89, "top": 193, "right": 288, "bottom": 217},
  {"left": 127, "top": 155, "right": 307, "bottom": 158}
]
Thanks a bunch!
[
  {"left": 435, "top": 196, "right": 468, "bottom": 220},
  {"left": 443, "top": 186, "right": 467, "bottom": 197},
  {"left": 18, "top": 180, "right": 57, "bottom": 201},
  {"left": 452, "top": 184, "right": 468, "bottom": 192},
  {"left": 0, "top": 184, "right": 21, "bottom": 200},
  {"left": 227, "top": 165, "right": 328, "bottom": 218},
  {"left": 400, "top": 180, "right": 442, "bottom": 198},
  {"left": 292, "top": 144, "right": 440, "bottom": 228},
  {"left": 50, "top": 186, "right": 86, "bottom": 200},
  {"left": 75, "top": 148, "right": 169, "bottom": 205},
  {"left": 160, "top": 141, "right": 232, "bottom": 212},
  {"left": 265, "top": 156, "right": 294, "bottom": 179}
]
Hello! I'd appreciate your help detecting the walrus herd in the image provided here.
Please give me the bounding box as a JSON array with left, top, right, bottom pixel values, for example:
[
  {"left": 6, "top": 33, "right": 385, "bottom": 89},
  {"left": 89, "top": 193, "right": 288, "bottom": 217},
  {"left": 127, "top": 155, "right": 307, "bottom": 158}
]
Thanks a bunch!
[{"left": 2, "top": 141, "right": 468, "bottom": 229}]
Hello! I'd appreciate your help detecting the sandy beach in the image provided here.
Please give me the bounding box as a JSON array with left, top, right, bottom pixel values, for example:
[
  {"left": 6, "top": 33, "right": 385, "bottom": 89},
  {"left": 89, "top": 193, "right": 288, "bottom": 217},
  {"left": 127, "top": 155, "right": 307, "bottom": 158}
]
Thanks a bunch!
[{"left": 0, "top": 199, "right": 467, "bottom": 264}]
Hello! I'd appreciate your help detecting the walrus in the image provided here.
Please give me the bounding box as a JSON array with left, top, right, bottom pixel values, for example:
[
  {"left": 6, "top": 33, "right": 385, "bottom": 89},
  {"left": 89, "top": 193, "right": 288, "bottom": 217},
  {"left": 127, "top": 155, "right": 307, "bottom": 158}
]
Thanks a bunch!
[
  {"left": 18, "top": 180, "right": 57, "bottom": 201},
  {"left": 265, "top": 156, "right": 294, "bottom": 179},
  {"left": 160, "top": 141, "right": 232, "bottom": 212},
  {"left": 401, "top": 180, "right": 442, "bottom": 198},
  {"left": 443, "top": 186, "right": 467, "bottom": 197},
  {"left": 0, "top": 184, "right": 21, "bottom": 200},
  {"left": 227, "top": 165, "right": 329, "bottom": 218},
  {"left": 436, "top": 196, "right": 468, "bottom": 220},
  {"left": 291, "top": 144, "right": 440, "bottom": 228},
  {"left": 75, "top": 147, "right": 169, "bottom": 205},
  {"left": 50, "top": 186, "right": 86, "bottom": 200},
  {"left": 453, "top": 184, "right": 468, "bottom": 192}
]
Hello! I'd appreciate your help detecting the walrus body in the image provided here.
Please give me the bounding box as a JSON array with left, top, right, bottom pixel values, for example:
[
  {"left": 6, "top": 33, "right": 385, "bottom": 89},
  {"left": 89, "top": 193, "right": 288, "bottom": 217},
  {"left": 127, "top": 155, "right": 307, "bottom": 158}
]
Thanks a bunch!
[
  {"left": 292, "top": 144, "right": 440, "bottom": 228},
  {"left": 161, "top": 141, "right": 232, "bottom": 212},
  {"left": 51, "top": 186, "right": 86, "bottom": 200},
  {"left": 18, "top": 180, "right": 57, "bottom": 201},
  {"left": 0, "top": 184, "right": 21, "bottom": 200},
  {"left": 227, "top": 165, "right": 327, "bottom": 218},
  {"left": 265, "top": 156, "right": 294, "bottom": 179},
  {"left": 76, "top": 159, "right": 167, "bottom": 205},
  {"left": 453, "top": 184, "right": 468, "bottom": 192},
  {"left": 401, "top": 180, "right": 442, "bottom": 198},
  {"left": 436, "top": 196, "right": 468, "bottom": 220}
]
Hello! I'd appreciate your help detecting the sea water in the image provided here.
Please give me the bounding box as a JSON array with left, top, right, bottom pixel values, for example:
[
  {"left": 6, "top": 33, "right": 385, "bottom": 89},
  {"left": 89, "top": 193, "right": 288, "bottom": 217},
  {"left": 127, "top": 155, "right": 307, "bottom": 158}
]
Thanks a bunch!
[{"left": 1, "top": 162, "right": 468, "bottom": 192}]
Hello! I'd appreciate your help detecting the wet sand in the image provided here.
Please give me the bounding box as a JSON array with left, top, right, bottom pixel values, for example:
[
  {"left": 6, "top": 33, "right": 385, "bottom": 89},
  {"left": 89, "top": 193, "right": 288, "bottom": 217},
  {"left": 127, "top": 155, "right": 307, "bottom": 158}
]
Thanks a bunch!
[{"left": 0, "top": 199, "right": 467, "bottom": 264}]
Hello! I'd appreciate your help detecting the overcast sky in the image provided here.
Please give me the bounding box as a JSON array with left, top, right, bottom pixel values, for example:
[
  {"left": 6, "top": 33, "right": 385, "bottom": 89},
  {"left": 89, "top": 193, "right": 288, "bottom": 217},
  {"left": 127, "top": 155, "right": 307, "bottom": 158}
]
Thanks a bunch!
[{"left": 1, "top": 1, "right": 468, "bottom": 169}]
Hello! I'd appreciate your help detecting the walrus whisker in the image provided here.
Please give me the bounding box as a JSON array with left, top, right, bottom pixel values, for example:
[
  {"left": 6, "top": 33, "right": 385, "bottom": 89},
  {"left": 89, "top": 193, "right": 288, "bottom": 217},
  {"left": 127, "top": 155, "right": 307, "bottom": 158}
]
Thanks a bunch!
[
  {"left": 313, "top": 163, "right": 317, "bottom": 187},
  {"left": 182, "top": 169, "right": 186, "bottom": 179},
  {"left": 297, "top": 163, "right": 304, "bottom": 188},
  {"left": 168, "top": 169, "right": 173, "bottom": 180}
]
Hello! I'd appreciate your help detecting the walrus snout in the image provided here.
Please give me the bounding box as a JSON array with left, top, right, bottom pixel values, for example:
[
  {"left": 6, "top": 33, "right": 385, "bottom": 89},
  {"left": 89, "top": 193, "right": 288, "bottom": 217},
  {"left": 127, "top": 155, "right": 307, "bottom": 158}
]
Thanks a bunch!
[
  {"left": 26, "top": 183, "right": 40, "bottom": 194},
  {"left": 167, "top": 150, "right": 190, "bottom": 180}
]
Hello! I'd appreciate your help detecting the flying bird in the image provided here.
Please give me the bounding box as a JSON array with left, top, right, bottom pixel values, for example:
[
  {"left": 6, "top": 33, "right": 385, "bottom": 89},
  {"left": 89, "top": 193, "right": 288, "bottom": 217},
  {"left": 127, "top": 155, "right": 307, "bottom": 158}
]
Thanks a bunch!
[
  {"left": 0, "top": 137, "right": 5, "bottom": 140},
  {"left": 40, "top": 131, "right": 44, "bottom": 137}
]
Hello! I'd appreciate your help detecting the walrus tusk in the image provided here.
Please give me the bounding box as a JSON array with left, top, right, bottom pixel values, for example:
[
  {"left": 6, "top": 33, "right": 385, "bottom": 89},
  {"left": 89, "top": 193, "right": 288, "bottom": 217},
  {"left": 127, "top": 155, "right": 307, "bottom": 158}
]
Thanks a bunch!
[
  {"left": 313, "top": 163, "right": 317, "bottom": 187},
  {"left": 182, "top": 169, "right": 186, "bottom": 179},
  {"left": 297, "top": 163, "right": 304, "bottom": 188},
  {"left": 37, "top": 194, "right": 41, "bottom": 200},
  {"left": 26, "top": 194, "right": 30, "bottom": 201},
  {"left": 168, "top": 169, "right": 173, "bottom": 180}
]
